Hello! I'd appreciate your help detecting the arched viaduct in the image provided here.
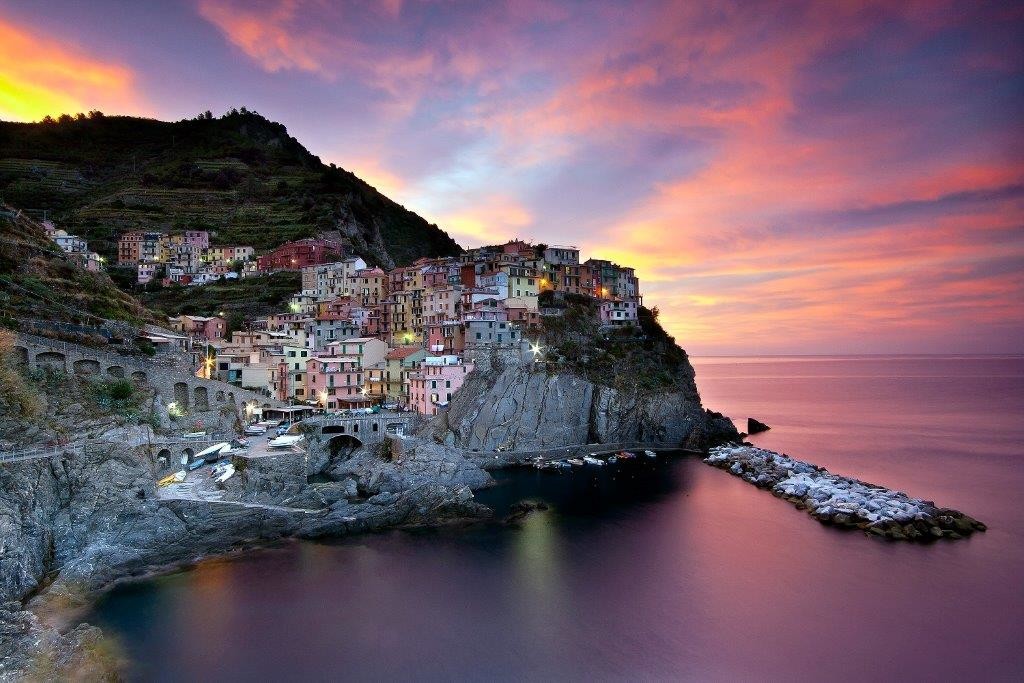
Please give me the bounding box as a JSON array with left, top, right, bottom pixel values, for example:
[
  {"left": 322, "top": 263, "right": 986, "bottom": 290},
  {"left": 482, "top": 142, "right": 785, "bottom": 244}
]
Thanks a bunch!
[{"left": 10, "top": 331, "right": 286, "bottom": 417}]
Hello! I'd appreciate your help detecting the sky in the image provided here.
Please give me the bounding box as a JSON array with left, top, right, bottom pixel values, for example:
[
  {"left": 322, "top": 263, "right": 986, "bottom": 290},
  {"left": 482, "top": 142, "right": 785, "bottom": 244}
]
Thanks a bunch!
[{"left": 1, "top": 0, "right": 1022, "bottom": 355}]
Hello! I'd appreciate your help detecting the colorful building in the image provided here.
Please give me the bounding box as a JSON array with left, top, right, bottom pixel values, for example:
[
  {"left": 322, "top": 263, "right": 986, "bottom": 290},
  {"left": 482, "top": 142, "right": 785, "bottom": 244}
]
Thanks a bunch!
[{"left": 256, "top": 238, "right": 344, "bottom": 272}]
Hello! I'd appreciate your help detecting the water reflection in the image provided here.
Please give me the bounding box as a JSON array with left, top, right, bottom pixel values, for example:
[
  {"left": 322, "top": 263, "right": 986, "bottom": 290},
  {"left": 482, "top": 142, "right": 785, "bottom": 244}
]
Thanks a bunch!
[{"left": 86, "top": 357, "right": 1024, "bottom": 681}]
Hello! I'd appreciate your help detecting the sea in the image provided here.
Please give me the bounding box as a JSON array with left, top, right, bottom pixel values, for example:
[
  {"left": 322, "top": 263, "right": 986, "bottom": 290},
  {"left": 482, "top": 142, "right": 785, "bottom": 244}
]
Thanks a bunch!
[{"left": 84, "top": 355, "right": 1024, "bottom": 681}]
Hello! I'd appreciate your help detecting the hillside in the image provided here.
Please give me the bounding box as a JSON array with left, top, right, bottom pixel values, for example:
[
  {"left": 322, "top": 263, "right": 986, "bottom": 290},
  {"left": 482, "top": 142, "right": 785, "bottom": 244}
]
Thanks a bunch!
[
  {"left": 140, "top": 271, "right": 301, "bottom": 326},
  {"left": 0, "top": 208, "right": 156, "bottom": 330},
  {"left": 0, "top": 109, "right": 462, "bottom": 268}
]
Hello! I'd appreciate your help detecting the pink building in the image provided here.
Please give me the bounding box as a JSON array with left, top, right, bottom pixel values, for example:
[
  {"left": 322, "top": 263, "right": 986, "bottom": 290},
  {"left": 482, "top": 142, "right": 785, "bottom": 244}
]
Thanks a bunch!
[
  {"left": 168, "top": 315, "right": 226, "bottom": 341},
  {"left": 407, "top": 356, "right": 475, "bottom": 416},
  {"left": 599, "top": 300, "right": 638, "bottom": 326},
  {"left": 319, "top": 296, "right": 356, "bottom": 319},
  {"left": 427, "top": 322, "right": 466, "bottom": 354},
  {"left": 307, "top": 356, "right": 363, "bottom": 410},
  {"left": 183, "top": 230, "right": 210, "bottom": 249}
]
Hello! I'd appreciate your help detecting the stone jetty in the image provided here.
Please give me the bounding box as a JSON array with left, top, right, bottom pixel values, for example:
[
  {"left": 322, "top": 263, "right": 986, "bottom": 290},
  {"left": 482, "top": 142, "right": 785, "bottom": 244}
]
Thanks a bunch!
[{"left": 705, "top": 444, "right": 986, "bottom": 540}]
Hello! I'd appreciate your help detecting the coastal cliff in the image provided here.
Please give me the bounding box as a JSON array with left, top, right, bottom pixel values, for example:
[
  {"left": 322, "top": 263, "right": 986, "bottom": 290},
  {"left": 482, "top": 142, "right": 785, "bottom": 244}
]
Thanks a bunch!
[{"left": 439, "top": 351, "right": 731, "bottom": 453}]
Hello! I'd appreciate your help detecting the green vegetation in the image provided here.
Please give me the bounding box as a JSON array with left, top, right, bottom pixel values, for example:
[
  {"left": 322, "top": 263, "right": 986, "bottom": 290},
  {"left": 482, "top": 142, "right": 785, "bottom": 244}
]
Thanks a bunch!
[
  {"left": 0, "top": 109, "right": 462, "bottom": 266},
  {"left": 539, "top": 293, "right": 693, "bottom": 391},
  {"left": 86, "top": 377, "right": 141, "bottom": 416},
  {"left": 140, "top": 271, "right": 301, "bottom": 319},
  {"left": 0, "top": 212, "right": 155, "bottom": 329}
]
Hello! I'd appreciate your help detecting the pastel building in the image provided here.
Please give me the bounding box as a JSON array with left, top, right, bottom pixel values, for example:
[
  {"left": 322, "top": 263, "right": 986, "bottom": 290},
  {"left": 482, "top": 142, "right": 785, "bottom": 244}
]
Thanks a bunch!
[
  {"left": 407, "top": 356, "right": 475, "bottom": 416},
  {"left": 324, "top": 337, "right": 388, "bottom": 369},
  {"left": 307, "top": 356, "right": 364, "bottom": 410},
  {"left": 599, "top": 300, "right": 639, "bottom": 326},
  {"left": 168, "top": 315, "right": 227, "bottom": 341}
]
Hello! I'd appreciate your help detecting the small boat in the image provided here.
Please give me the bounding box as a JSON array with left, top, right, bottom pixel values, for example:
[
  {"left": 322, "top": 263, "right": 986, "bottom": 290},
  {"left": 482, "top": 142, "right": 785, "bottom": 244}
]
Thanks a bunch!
[
  {"left": 567, "top": 458, "right": 584, "bottom": 466},
  {"left": 195, "top": 442, "right": 230, "bottom": 461},
  {"left": 618, "top": 451, "right": 635, "bottom": 459},
  {"left": 644, "top": 450, "right": 657, "bottom": 458},
  {"left": 583, "top": 456, "right": 605, "bottom": 466},
  {"left": 214, "top": 464, "right": 236, "bottom": 483},
  {"left": 157, "top": 471, "right": 186, "bottom": 487},
  {"left": 187, "top": 458, "right": 206, "bottom": 471},
  {"left": 551, "top": 460, "right": 572, "bottom": 469},
  {"left": 608, "top": 455, "right": 618, "bottom": 464},
  {"left": 268, "top": 434, "right": 303, "bottom": 448},
  {"left": 243, "top": 425, "right": 266, "bottom": 436},
  {"left": 183, "top": 431, "right": 208, "bottom": 439}
]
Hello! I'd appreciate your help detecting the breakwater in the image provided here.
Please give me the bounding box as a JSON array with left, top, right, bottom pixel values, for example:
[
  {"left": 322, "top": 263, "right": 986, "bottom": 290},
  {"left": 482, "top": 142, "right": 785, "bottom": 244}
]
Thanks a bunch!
[{"left": 705, "top": 444, "right": 986, "bottom": 540}]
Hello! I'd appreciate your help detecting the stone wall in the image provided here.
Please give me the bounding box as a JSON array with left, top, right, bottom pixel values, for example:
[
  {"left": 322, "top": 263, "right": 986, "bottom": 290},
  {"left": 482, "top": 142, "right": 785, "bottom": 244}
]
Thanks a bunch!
[{"left": 12, "top": 332, "right": 286, "bottom": 420}]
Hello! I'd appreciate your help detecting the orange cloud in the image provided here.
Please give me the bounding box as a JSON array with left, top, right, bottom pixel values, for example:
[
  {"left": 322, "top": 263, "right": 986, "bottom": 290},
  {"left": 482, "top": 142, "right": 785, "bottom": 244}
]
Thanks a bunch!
[
  {"left": 0, "top": 20, "right": 143, "bottom": 121},
  {"left": 434, "top": 195, "right": 533, "bottom": 245},
  {"left": 196, "top": 0, "right": 437, "bottom": 94},
  {"left": 197, "top": 0, "right": 326, "bottom": 75}
]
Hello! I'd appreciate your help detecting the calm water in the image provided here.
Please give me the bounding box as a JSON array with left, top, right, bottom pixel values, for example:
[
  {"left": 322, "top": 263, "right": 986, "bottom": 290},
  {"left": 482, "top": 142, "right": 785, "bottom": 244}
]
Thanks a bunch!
[{"left": 86, "top": 356, "right": 1024, "bottom": 681}]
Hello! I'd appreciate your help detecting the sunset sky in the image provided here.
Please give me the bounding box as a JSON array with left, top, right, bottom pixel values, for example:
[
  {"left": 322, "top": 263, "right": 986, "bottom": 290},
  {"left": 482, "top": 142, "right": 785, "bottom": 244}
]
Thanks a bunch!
[{"left": 1, "top": 0, "right": 1021, "bottom": 354}]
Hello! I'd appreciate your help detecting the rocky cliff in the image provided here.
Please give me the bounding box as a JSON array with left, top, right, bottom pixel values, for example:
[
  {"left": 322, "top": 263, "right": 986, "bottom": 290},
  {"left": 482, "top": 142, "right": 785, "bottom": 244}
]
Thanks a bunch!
[
  {"left": 0, "top": 358, "right": 491, "bottom": 678},
  {"left": 438, "top": 353, "right": 726, "bottom": 452}
]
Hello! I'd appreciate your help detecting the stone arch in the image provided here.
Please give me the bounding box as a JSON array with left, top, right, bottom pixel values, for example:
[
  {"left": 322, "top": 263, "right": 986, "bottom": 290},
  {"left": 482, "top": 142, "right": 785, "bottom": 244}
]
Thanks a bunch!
[
  {"left": 106, "top": 365, "right": 125, "bottom": 378},
  {"left": 328, "top": 434, "right": 362, "bottom": 460},
  {"left": 12, "top": 346, "right": 29, "bottom": 366},
  {"left": 215, "top": 390, "right": 225, "bottom": 402},
  {"left": 227, "top": 392, "right": 235, "bottom": 404},
  {"left": 35, "top": 351, "right": 65, "bottom": 368},
  {"left": 193, "top": 386, "right": 209, "bottom": 411},
  {"left": 73, "top": 359, "right": 101, "bottom": 375},
  {"left": 156, "top": 448, "right": 172, "bottom": 465},
  {"left": 131, "top": 370, "right": 147, "bottom": 384},
  {"left": 180, "top": 447, "right": 194, "bottom": 466},
  {"left": 173, "top": 382, "right": 190, "bottom": 408}
]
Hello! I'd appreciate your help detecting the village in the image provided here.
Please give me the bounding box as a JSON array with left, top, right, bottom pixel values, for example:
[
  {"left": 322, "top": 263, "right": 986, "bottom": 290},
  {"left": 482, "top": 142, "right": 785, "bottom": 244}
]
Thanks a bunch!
[{"left": 43, "top": 225, "right": 642, "bottom": 417}]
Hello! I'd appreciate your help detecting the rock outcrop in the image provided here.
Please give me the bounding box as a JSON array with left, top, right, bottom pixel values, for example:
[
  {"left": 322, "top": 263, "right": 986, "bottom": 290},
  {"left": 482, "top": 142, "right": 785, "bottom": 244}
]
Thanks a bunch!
[
  {"left": 439, "top": 356, "right": 722, "bottom": 452},
  {"left": 747, "top": 418, "right": 771, "bottom": 434},
  {"left": 705, "top": 444, "right": 986, "bottom": 540}
]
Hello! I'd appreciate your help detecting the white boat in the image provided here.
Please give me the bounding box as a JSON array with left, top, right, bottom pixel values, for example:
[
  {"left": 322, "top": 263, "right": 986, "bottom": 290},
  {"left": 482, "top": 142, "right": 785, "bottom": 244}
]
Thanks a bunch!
[
  {"left": 214, "top": 464, "right": 236, "bottom": 483},
  {"left": 195, "top": 442, "right": 230, "bottom": 460},
  {"left": 608, "top": 455, "right": 618, "bottom": 464},
  {"left": 644, "top": 450, "right": 657, "bottom": 458},
  {"left": 567, "top": 458, "right": 584, "bottom": 466},
  {"left": 243, "top": 425, "right": 267, "bottom": 435},
  {"left": 583, "top": 456, "right": 605, "bottom": 466},
  {"left": 268, "top": 434, "right": 303, "bottom": 448}
]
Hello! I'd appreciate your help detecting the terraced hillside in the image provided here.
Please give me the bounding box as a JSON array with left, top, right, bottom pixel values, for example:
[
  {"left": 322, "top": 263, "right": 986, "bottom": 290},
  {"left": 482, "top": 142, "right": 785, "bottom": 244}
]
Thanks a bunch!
[
  {"left": 0, "top": 207, "right": 156, "bottom": 329},
  {"left": 0, "top": 110, "right": 462, "bottom": 267}
]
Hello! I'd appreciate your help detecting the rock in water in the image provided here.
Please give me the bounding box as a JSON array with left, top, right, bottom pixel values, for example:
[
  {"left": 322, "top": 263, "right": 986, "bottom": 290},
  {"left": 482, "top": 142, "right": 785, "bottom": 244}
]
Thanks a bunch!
[
  {"left": 704, "top": 444, "right": 986, "bottom": 541},
  {"left": 747, "top": 418, "right": 771, "bottom": 434}
]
